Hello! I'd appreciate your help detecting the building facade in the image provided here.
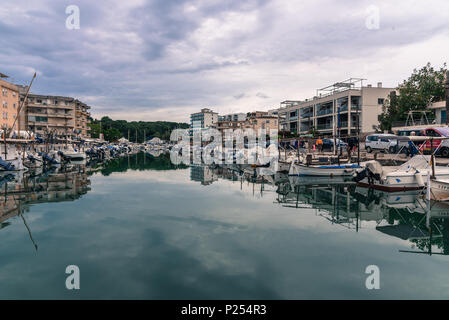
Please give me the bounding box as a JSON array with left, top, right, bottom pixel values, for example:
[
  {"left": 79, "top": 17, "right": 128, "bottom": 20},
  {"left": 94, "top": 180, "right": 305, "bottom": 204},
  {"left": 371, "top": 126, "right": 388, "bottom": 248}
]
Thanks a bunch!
[
  {"left": 245, "top": 111, "right": 278, "bottom": 133},
  {"left": 218, "top": 112, "right": 247, "bottom": 122},
  {"left": 19, "top": 89, "right": 91, "bottom": 139},
  {"left": 0, "top": 73, "right": 19, "bottom": 131},
  {"left": 278, "top": 79, "right": 394, "bottom": 137},
  {"left": 75, "top": 100, "right": 91, "bottom": 138}
]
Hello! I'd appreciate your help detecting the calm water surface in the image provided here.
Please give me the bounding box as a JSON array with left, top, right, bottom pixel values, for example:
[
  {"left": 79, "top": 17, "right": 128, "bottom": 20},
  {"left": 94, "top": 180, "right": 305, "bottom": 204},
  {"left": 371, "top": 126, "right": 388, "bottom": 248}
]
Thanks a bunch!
[{"left": 1, "top": 153, "right": 449, "bottom": 299}]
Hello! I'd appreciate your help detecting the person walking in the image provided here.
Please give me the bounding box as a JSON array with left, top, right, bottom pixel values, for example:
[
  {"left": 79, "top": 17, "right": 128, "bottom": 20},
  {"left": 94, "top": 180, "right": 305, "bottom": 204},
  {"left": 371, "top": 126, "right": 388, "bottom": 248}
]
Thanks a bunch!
[{"left": 316, "top": 137, "right": 323, "bottom": 152}]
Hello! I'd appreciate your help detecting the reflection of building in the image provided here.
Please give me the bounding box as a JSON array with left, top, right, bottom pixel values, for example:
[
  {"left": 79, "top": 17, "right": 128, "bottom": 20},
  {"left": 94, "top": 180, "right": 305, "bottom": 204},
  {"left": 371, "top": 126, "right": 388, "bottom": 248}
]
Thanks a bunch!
[
  {"left": 278, "top": 79, "right": 393, "bottom": 136},
  {"left": 0, "top": 168, "right": 90, "bottom": 225},
  {"left": 0, "top": 73, "right": 19, "bottom": 130},
  {"left": 190, "top": 165, "right": 218, "bottom": 185}
]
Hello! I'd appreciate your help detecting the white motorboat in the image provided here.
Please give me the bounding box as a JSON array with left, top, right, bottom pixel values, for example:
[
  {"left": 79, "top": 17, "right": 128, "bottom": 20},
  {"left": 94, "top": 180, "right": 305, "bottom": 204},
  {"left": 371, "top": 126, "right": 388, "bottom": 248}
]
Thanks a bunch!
[
  {"left": 60, "top": 145, "right": 86, "bottom": 161},
  {"left": 289, "top": 160, "right": 362, "bottom": 177},
  {"left": 0, "top": 144, "right": 27, "bottom": 172},
  {"left": 354, "top": 155, "right": 449, "bottom": 192}
]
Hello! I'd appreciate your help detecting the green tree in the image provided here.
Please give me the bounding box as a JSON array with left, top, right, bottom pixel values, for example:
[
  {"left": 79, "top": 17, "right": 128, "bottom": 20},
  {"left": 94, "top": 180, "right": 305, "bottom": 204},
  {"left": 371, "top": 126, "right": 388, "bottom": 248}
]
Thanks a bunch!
[
  {"left": 88, "top": 117, "right": 189, "bottom": 142},
  {"left": 87, "top": 122, "right": 101, "bottom": 138},
  {"left": 379, "top": 62, "right": 447, "bottom": 131},
  {"left": 104, "top": 128, "right": 122, "bottom": 142}
]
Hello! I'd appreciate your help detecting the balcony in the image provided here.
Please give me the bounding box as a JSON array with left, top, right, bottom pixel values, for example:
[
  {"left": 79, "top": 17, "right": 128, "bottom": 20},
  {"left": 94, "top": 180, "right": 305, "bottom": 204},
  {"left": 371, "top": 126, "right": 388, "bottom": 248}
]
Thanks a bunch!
[
  {"left": 316, "top": 109, "right": 333, "bottom": 116},
  {"left": 317, "top": 123, "right": 333, "bottom": 130},
  {"left": 300, "top": 112, "right": 313, "bottom": 119}
]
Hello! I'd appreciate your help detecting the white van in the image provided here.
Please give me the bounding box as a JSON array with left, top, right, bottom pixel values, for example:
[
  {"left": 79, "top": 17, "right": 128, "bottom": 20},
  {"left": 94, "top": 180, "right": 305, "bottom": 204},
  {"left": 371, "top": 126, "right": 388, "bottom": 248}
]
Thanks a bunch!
[{"left": 365, "top": 134, "right": 409, "bottom": 153}]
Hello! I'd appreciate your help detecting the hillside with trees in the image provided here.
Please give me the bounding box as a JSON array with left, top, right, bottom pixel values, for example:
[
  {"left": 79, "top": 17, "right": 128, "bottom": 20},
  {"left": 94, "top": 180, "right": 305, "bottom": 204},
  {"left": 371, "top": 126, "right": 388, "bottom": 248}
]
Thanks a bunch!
[{"left": 88, "top": 116, "right": 189, "bottom": 142}]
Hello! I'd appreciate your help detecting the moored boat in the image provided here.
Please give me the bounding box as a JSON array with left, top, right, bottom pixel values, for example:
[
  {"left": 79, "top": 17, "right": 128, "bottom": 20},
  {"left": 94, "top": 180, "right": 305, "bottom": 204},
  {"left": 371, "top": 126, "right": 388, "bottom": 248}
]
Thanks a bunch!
[{"left": 289, "top": 161, "right": 362, "bottom": 177}]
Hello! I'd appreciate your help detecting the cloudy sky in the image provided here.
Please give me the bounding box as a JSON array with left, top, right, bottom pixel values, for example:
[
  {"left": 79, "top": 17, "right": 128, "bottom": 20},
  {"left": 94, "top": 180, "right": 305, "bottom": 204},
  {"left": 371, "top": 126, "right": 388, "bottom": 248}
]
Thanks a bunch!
[{"left": 0, "top": 0, "right": 448, "bottom": 123}]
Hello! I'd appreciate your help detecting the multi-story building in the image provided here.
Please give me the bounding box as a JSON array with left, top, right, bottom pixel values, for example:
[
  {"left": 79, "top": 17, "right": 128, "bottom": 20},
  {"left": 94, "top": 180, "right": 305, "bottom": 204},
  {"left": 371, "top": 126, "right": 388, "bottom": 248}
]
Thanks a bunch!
[
  {"left": 245, "top": 111, "right": 278, "bottom": 133},
  {"left": 0, "top": 73, "right": 19, "bottom": 131},
  {"left": 216, "top": 111, "right": 278, "bottom": 136},
  {"left": 218, "top": 112, "right": 247, "bottom": 122},
  {"left": 278, "top": 78, "right": 394, "bottom": 137},
  {"left": 75, "top": 100, "right": 91, "bottom": 138},
  {"left": 18, "top": 88, "right": 91, "bottom": 139},
  {"left": 190, "top": 108, "right": 218, "bottom": 132}
]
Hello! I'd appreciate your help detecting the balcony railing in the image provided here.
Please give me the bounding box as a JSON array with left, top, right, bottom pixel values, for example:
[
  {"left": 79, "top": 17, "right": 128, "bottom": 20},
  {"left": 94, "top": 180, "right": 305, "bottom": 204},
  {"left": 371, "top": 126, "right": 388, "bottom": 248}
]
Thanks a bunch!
[
  {"left": 316, "top": 109, "right": 333, "bottom": 116},
  {"left": 300, "top": 112, "right": 313, "bottom": 118},
  {"left": 317, "top": 123, "right": 333, "bottom": 130}
]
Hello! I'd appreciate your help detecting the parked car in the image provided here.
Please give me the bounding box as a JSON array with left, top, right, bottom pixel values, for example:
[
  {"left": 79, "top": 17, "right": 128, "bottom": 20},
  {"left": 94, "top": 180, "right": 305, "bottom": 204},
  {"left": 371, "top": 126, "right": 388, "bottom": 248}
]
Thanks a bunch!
[
  {"left": 322, "top": 138, "right": 347, "bottom": 152},
  {"left": 396, "top": 127, "right": 449, "bottom": 157},
  {"left": 365, "top": 134, "right": 409, "bottom": 153}
]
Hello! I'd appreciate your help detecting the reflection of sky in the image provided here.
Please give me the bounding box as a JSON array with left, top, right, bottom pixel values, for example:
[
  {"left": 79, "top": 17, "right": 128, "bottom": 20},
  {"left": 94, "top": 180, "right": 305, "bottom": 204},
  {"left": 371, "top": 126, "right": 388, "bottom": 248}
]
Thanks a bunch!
[{"left": 1, "top": 169, "right": 449, "bottom": 299}]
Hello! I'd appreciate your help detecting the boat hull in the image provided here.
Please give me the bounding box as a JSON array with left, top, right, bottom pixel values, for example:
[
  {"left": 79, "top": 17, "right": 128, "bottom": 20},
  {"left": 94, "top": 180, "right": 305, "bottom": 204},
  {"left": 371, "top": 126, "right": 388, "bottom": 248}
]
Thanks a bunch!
[
  {"left": 430, "top": 179, "right": 449, "bottom": 201},
  {"left": 289, "top": 163, "right": 361, "bottom": 177}
]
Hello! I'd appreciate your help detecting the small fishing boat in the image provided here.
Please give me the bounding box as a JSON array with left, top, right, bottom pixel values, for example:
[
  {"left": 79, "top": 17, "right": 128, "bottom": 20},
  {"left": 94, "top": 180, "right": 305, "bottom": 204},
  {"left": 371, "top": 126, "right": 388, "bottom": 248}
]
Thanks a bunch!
[{"left": 289, "top": 161, "right": 362, "bottom": 177}]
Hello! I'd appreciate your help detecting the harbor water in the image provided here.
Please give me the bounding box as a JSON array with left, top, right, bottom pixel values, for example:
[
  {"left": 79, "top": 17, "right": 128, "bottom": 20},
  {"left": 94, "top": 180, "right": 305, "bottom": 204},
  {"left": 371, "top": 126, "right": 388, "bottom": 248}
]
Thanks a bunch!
[{"left": 1, "top": 152, "right": 449, "bottom": 299}]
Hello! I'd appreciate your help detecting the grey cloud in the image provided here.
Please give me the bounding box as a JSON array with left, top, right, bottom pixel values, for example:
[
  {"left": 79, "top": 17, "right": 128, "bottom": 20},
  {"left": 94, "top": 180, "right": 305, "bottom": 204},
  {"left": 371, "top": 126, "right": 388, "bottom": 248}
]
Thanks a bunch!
[{"left": 0, "top": 0, "right": 448, "bottom": 122}]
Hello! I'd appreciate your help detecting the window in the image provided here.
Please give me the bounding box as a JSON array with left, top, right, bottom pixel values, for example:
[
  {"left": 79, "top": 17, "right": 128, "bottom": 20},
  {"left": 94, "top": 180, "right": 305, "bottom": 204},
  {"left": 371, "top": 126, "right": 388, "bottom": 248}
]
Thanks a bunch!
[
  {"left": 13, "top": 103, "right": 16, "bottom": 109},
  {"left": 2, "top": 101, "right": 7, "bottom": 108},
  {"left": 2, "top": 89, "right": 7, "bottom": 97},
  {"left": 378, "top": 98, "right": 385, "bottom": 105},
  {"left": 427, "top": 129, "right": 441, "bottom": 137}
]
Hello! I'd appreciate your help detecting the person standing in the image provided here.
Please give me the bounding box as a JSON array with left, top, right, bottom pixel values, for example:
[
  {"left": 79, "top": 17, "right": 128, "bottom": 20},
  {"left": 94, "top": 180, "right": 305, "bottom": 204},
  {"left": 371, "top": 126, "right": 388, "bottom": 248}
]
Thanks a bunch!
[{"left": 316, "top": 137, "right": 323, "bottom": 152}]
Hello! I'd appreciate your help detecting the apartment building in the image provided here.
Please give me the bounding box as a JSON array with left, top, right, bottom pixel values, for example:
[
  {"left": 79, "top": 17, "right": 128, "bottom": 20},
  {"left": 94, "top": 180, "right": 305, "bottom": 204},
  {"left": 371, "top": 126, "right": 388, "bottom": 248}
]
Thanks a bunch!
[
  {"left": 279, "top": 78, "right": 394, "bottom": 137},
  {"left": 0, "top": 73, "right": 19, "bottom": 130},
  {"left": 190, "top": 108, "right": 218, "bottom": 131},
  {"left": 245, "top": 111, "right": 278, "bottom": 133},
  {"left": 218, "top": 112, "right": 247, "bottom": 122},
  {"left": 75, "top": 100, "right": 91, "bottom": 138},
  {"left": 18, "top": 88, "right": 91, "bottom": 139}
]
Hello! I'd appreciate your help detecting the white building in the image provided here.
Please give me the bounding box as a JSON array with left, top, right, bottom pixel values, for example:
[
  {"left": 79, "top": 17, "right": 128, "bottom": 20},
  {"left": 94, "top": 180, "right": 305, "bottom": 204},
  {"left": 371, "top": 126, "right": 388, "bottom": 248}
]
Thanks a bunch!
[
  {"left": 190, "top": 108, "right": 218, "bottom": 131},
  {"left": 278, "top": 78, "right": 394, "bottom": 137}
]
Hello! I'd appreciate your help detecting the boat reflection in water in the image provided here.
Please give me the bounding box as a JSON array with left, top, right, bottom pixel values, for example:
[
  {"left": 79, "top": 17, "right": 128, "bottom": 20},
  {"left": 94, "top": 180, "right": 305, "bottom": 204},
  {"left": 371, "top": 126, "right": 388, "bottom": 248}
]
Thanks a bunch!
[
  {"left": 191, "top": 164, "right": 449, "bottom": 257},
  {"left": 0, "top": 152, "right": 187, "bottom": 251}
]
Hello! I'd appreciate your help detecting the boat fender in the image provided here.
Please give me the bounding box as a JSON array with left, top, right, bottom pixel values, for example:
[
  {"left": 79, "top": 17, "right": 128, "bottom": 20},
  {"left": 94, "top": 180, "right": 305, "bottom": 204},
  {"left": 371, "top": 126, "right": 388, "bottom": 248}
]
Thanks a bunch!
[{"left": 415, "top": 173, "right": 425, "bottom": 187}]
